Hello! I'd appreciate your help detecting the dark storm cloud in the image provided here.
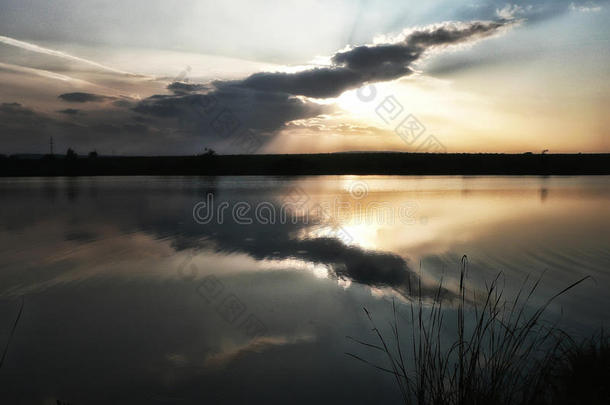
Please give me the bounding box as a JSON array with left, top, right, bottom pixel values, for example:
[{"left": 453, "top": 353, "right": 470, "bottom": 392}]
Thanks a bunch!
[
  {"left": 229, "top": 19, "right": 513, "bottom": 99},
  {"left": 403, "top": 20, "right": 509, "bottom": 48},
  {"left": 332, "top": 20, "right": 508, "bottom": 70},
  {"left": 134, "top": 84, "right": 329, "bottom": 137},
  {"left": 133, "top": 94, "right": 200, "bottom": 117},
  {"left": 233, "top": 68, "right": 363, "bottom": 99},
  {"left": 112, "top": 99, "right": 134, "bottom": 108},
  {"left": 58, "top": 92, "right": 114, "bottom": 103},
  {"left": 167, "top": 81, "right": 208, "bottom": 94},
  {"left": 57, "top": 108, "right": 80, "bottom": 115},
  {"left": 131, "top": 19, "right": 512, "bottom": 144},
  {"left": 211, "top": 85, "right": 329, "bottom": 132}
]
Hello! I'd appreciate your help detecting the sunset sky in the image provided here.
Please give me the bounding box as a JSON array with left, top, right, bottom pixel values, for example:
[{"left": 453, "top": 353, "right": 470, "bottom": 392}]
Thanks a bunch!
[{"left": 1, "top": 0, "right": 609, "bottom": 155}]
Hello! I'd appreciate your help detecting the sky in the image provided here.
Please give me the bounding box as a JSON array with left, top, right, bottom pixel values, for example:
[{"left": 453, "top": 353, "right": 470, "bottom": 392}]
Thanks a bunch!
[{"left": 0, "top": 0, "right": 609, "bottom": 155}]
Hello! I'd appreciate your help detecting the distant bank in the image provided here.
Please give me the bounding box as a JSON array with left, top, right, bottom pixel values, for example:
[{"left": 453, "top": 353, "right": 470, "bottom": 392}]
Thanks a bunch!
[{"left": 1, "top": 153, "right": 609, "bottom": 176}]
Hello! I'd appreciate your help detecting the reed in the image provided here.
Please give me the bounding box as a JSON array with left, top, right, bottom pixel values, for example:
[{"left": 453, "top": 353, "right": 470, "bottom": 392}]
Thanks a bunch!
[
  {"left": 347, "top": 256, "right": 592, "bottom": 405},
  {"left": 0, "top": 296, "right": 24, "bottom": 371}
]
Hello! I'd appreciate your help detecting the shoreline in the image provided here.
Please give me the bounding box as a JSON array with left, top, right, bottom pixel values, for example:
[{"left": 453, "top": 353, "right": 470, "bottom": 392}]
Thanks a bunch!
[{"left": 1, "top": 152, "right": 609, "bottom": 176}]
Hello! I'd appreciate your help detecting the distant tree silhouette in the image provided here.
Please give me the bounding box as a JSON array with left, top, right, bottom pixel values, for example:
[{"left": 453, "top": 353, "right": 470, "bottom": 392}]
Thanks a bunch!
[
  {"left": 1, "top": 152, "right": 608, "bottom": 176},
  {"left": 201, "top": 148, "right": 216, "bottom": 156},
  {"left": 88, "top": 150, "right": 98, "bottom": 159},
  {"left": 66, "top": 148, "right": 78, "bottom": 160}
]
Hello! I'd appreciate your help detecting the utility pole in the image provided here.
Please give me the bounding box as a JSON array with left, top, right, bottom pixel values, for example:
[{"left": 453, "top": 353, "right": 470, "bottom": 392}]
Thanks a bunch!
[{"left": 50, "top": 136, "right": 54, "bottom": 156}]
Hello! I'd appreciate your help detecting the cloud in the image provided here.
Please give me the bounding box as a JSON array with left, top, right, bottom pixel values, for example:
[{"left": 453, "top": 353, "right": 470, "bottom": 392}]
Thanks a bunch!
[
  {"left": 0, "top": 61, "right": 100, "bottom": 86},
  {"left": 0, "top": 102, "right": 83, "bottom": 153},
  {"left": 460, "top": 0, "right": 607, "bottom": 23},
  {"left": 133, "top": 94, "right": 203, "bottom": 117},
  {"left": 286, "top": 119, "right": 387, "bottom": 136},
  {"left": 0, "top": 101, "right": 168, "bottom": 155},
  {"left": 224, "top": 19, "right": 514, "bottom": 99},
  {"left": 496, "top": 4, "right": 530, "bottom": 19},
  {"left": 133, "top": 83, "right": 330, "bottom": 145},
  {"left": 230, "top": 68, "right": 363, "bottom": 99},
  {"left": 57, "top": 108, "right": 80, "bottom": 115},
  {"left": 130, "top": 19, "right": 514, "bottom": 151},
  {"left": 0, "top": 102, "right": 34, "bottom": 116},
  {"left": 0, "top": 18, "right": 526, "bottom": 155},
  {"left": 167, "top": 82, "right": 208, "bottom": 94},
  {"left": 0, "top": 35, "right": 141, "bottom": 76},
  {"left": 112, "top": 99, "right": 135, "bottom": 108},
  {"left": 570, "top": 2, "right": 603, "bottom": 12},
  {"left": 59, "top": 92, "right": 114, "bottom": 103}
]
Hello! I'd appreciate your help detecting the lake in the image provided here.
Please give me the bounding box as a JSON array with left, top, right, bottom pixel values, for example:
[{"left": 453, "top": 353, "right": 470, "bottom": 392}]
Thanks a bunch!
[{"left": 0, "top": 175, "right": 608, "bottom": 404}]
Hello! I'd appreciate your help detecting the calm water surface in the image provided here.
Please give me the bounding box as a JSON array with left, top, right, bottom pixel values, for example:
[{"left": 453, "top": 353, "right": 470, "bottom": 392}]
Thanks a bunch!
[{"left": 0, "top": 176, "right": 608, "bottom": 404}]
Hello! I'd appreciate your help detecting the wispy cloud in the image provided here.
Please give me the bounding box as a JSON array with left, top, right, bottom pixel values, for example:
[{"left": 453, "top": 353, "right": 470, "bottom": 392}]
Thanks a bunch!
[
  {"left": 570, "top": 2, "right": 603, "bottom": 12},
  {"left": 0, "top": 35, "right": 142, "bottom": 76},
  {"left": 0, "top": 61, "right": 100, "bottom": 86}
]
